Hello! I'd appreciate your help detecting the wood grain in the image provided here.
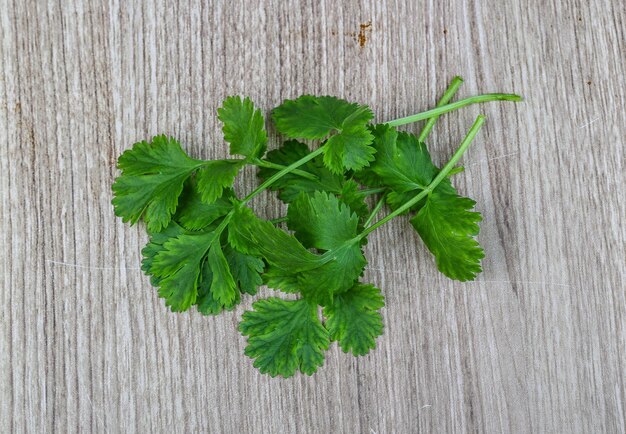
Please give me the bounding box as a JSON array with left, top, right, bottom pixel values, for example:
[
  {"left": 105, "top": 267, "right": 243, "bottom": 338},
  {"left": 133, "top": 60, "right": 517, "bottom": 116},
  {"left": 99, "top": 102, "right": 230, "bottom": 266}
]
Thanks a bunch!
[{"left": 1, "top": 0, "right": 624, "bottom": 432}]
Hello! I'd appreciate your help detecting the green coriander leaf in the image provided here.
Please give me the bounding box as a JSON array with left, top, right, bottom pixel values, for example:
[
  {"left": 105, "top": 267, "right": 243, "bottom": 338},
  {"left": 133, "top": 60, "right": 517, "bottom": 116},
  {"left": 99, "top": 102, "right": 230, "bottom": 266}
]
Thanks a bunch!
[
  {"left": 112, "top": 135, "right": 203, "bottom": 232},
  {"left": 410, "top": 191, "right": 484, "bottom": 281},
  {"left": 371, "top": 125, "right": 437, "bottom": 192},
  {"left": 338, "top": 180, "right": 369, "bottom": 223},
  {"left": 355, "top": 124, "right": 396, "bottom": 187},
  {"left": 224, "top": 245, "right": 264, "bottom": 295},
  {"left": 150, "top": 231, "right": 217, "bottom": 311},
  {"left": 261, "top": 266, "right": 300, "bottom": 294},
  {"left": 146, "top": 223, "right": 240, "bottom": 311},
  {"left": 175, "top": 182, "right": 234, "bottom": 231},
  {"left": 272, "top": 96, "right": 375, "bottom": 174},
  {"left": 287, "top": 191, "right": 358, "bottom": 251},
  {"left": 141, "top": 222, "right": 187, "bottom": 287},
  {"left": 228, "top": 207, "right": 320, "bottom": 271},
  {"left": 272, "top": 95, "right": 373, "bottom": 140},
  {"left": 240, "top": 298, "right": 330, "bottom": 377},
  {"left": 218, "top": 96, "right": 267, "bottom": 159},
  {"left": 196, "top": 261, "right": 238, "bottom": 315},
  {"left": 205, "top": 237, "right": 238, "bottom": 305},
  {"left": 195, "top": 160, "right": 241, "bottom": 204},
  {"left": 323, "top": 283, "right": 385, "bottom": 356},
  {"left": 322, "top": 124, "right": 376, "bottom": 174},
  {"left": 257, "top": 140, "right": 344, "bottom": 202},
  {"left": 297, "top": 243, "right": 367, "bottom": 306}
]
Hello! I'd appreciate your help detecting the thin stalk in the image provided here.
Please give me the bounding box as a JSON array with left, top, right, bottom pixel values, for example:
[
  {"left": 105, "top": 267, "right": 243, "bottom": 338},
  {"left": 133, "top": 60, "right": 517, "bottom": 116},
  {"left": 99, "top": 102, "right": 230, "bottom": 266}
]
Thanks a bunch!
[
  {"left": 242, "top": 147, "right": 325, "bottom": 204},
  {"left": 447, "top": 166, "right": 465, "bottom": 176},
  {"left": 251, "top": 158, "right": 319, "bottom": 181},
  {"left": 364, "top": 193, "right": 387, "bottom": 227},
  {"left": 387, "top": 94, "right": 520, "bottom": 127},
  {"left": 418, "top": 76, "right": 464, "bottom": 142},
  {"left": 357, "top": 115, "right": 486, "bottom": 239}
]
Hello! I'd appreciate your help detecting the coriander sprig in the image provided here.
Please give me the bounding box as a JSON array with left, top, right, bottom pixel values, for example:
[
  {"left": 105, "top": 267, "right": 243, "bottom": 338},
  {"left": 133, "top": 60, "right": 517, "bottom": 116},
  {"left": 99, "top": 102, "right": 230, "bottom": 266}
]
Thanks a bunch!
[{"left": 112, "top": 78, "right": 521, "bottom": 377}]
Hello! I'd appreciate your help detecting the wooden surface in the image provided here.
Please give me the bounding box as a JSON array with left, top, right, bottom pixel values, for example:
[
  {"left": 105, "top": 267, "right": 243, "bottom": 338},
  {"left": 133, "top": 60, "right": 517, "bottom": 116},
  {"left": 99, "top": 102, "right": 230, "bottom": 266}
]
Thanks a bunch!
[{"left": 1, "top": 0, "right": 624, "bottom": 432}]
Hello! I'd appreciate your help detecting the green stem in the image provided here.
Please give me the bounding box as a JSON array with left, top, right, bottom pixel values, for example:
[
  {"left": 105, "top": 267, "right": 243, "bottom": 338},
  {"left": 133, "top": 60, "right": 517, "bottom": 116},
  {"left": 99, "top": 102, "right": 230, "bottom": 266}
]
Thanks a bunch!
[
  {"left": 447, "top": 166, "right": 465, "bottom": 176},
  {"left": 242, "top": 147, "right": 325, "bottom": 204},
  {"left": 251, "top": 158, "right": 319, "bottom": 181},
  {"left": 357, "top": 115, "right": 486, "bottom": 239},
  {"left": 387, "top": 94, "right": 520, "bottom": 127},
  {"left": 364, "top": 193, "right": 387, "bottom": 227},
  {"left": 418, "top": 76, "right": 464, "bottom": 142}
]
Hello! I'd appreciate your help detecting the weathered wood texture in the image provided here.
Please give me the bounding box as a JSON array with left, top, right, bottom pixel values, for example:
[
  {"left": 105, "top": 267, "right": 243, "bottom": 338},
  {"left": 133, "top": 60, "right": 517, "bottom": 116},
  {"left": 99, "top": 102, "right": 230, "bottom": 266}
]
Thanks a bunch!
[{"left": 1, "top": 0, "right": 624, "bottom": 432}]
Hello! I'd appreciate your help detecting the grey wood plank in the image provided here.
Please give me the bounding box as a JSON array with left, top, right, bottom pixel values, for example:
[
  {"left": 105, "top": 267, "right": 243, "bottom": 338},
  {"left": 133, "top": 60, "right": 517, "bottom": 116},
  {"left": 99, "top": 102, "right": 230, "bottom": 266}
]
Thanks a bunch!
[{"left": 1, "top": 0, "right": 624, "bottom": 432}]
